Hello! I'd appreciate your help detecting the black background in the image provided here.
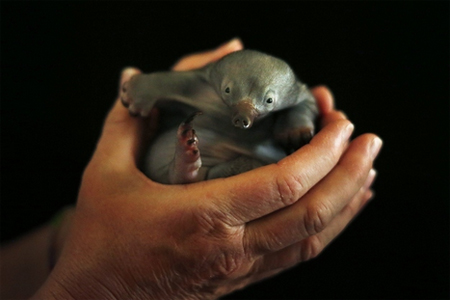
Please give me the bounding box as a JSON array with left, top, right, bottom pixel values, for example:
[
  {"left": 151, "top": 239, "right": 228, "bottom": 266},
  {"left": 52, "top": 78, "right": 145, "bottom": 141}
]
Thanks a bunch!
[{"left": 1, "top": 2, "right": 448, "bottom": 299}]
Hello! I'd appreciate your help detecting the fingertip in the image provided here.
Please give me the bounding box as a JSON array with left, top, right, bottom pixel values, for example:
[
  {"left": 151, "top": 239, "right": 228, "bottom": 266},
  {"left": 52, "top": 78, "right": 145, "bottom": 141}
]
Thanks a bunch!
[
  {"left": 320, "top": 110, "right": 349, "bottom": 128},
  {"left": 370, "top": 136, "right": 383, "bottom": 160},
  {"left": 336, "top": 110, "right": 348, "bottom": 120},
  {"left": 120, "top": 67, "right": 141, "bottom": 85},
  {"left": 212, "top": 38, "right": 244, "bottom": 60},
  {"left": 365, "top": 189, "right": 374, "bottom": 202},
  {"left": 312, "top": 85, "right": 335, "bottom": 114},
  {"left": 346, "top": 133, "right": 383, "bottom": 165},
  {"left": 331, "top": 118, "right": 353, "bottom": 134},
  {"left": 356, "top": 188, "right": 374, "bottom": 212},
  {"left": 312, "top": 118, "right": 349, "bottom": 139},
  {"left": 172, "top": 39, "right": 244, "bottom": 72},
  {"left": 368, "top": 189, "right": 375, "bottom": 199},
  {"left": 363, "top": 169, "right": 377, "bottom": 191},
  {"left": 221, "top": 37, "right": 244, "bottom": 52}
]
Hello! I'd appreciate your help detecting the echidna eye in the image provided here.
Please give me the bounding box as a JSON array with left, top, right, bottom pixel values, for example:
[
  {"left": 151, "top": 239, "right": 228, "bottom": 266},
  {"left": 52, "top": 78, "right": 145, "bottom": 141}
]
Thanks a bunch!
[
  {"left": 225, "top": 87, "right": 230, "bottom": 93},
  {"left": 266, "top": 98, "right": 273, "bottom": 104}
]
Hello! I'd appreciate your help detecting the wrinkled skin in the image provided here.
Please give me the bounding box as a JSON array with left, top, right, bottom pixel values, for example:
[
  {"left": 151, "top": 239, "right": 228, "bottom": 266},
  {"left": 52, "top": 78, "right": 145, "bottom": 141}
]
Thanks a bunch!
[
  {"left": 121, "top": 50, "right": 318, "bottom": 184},
  {"left": 32, "top": 41, "right": 382, "bottom": 300}
]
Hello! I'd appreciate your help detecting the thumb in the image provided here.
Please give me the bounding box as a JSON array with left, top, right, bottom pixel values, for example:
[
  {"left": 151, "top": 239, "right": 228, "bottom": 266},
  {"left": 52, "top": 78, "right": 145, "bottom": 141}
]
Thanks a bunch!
[
  {"left": 172, "top": 38, "right": 244, "bottom": 71},
  {"left": 93, "top": 68, "right": 158, "bottom": 170}
]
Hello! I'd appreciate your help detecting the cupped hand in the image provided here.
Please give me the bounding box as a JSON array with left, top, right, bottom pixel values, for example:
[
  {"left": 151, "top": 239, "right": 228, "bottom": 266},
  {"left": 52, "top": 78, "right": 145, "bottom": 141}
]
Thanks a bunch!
[{"left": 34, "top": 40, "right": 381, "bottom": 300}]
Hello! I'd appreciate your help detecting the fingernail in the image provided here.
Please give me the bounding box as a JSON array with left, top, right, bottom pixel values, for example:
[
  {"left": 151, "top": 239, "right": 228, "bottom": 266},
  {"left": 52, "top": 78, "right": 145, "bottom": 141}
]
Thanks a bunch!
[
  {"left": 220, "top": 37, "right": 243, "bottom": 51},
  {"left": 342, "top": 123, "right": 354, "bottom": 141},
  {"left": 370, "top": 137, "right": 383, "bottom": 159},
  {"left": 364, "top": 169, "right": 377, "bottom": 190},
  {"left": 120, "top": 67, "right": 140, "bottom": 85},
  {"left": 121, "top": 67, "right": 138, "bottom": 77}
]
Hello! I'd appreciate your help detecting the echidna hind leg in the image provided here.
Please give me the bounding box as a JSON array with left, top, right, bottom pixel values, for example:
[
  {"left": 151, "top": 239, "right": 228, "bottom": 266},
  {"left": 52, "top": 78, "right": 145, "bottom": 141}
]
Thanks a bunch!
[{"left": 168, "top": 112, "right": 203, "bottom": 184}]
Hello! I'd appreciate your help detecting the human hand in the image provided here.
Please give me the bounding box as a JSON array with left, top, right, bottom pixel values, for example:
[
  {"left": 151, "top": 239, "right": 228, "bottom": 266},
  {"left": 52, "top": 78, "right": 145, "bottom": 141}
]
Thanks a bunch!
[{"left": 34, "top": 40, "right": 381, "bottom": 300}]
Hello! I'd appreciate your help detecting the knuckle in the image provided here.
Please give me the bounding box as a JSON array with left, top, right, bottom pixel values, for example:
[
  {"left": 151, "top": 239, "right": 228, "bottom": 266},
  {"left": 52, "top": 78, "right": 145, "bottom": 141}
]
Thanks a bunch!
[
  {"left": 253, "top": 229, "right": 286, "bottom": 255},
  {"left": 210, "top": 250, "right": 245, "bottom": 279},
  {"left": 192, "top": 206, "right": 223, "bottom": 235},
  {"left": 275, "top": 171, "right": 306, "bottom": 207},
  {"left": 194, "top": 204, "right": 240, "bottom": 235},
  {"left": 190, "top": 207, "right": 247, "bottom": 279},
  {"left": 302, "top": 201, "right": 331, "bottom": 236}
]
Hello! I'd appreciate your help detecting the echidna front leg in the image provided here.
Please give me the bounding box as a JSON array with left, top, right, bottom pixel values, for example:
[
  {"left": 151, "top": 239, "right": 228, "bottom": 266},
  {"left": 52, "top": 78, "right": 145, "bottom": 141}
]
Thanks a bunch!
[{"left": 168, "top": 112, "right": 203, "bottom": 184}]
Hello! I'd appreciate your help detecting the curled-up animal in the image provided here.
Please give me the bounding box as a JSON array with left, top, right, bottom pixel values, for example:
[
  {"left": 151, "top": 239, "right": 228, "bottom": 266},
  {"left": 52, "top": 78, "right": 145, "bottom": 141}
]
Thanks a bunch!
[{"left": 121, "top": 50, "right": 318, "bottom": 184}]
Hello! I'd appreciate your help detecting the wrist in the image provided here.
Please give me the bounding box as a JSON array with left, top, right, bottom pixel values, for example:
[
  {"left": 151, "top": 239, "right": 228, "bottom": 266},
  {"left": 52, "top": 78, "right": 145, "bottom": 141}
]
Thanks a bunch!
[
  {"left": 32, "top": 265, "right": 122, "bottom": 300},
  {"left": 33, "top": 253, "right": 169, "bottom": 300}
]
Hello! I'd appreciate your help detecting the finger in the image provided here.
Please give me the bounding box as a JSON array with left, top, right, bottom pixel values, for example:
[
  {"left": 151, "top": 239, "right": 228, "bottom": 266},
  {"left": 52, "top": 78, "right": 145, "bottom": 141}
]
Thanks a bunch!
[
  {"left": 249, "top": 170, "right": 376, "bottom": 274},
  {"left": 311, "top": 86, "right": 335, "bottom": 115},
  {"left": 93, "top": 68, "right": 158, "bottom": 169},
  {"left": 191, "top": 119, "right": 354, "bottom": 225},
  {"left": 172, "top": 38, "right": 244, "bottom": 71},
  {"left": 362, "top": 169, "right": 377, "bottom": 192},
  {"left": 119, "top": 67, "right": 141, "bottom": 94},
  {"left": 311, "top": 86, "right": 349, "bottom": 128},
  {"left": 244, "top": 134, "right": 382, "bottom": 256},
  {"left": 321, "top": 110, "right": 348, "bottom": 128},
  {"left": 294, "top": 169, "right": 377, "bottom": 262}
]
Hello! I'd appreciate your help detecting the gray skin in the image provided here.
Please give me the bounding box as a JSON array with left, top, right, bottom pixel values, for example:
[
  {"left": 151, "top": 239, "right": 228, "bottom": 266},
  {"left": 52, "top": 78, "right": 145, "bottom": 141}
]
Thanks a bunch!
[{"left": 120, "top": 50, "right": 318, "bottom": 184}]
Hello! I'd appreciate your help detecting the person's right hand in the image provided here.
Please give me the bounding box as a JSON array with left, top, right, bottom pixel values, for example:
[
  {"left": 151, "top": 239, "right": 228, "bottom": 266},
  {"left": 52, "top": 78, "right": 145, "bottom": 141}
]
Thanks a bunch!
[{"left": 34, "top": 42, "right": 381, "bottom": 300}]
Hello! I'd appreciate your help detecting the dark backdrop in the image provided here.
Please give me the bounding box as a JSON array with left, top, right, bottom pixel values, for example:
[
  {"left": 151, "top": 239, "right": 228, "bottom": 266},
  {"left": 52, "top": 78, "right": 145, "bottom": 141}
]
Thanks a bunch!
[{"left": 1, "top": 2, "right": 448, "bottom": 299}]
